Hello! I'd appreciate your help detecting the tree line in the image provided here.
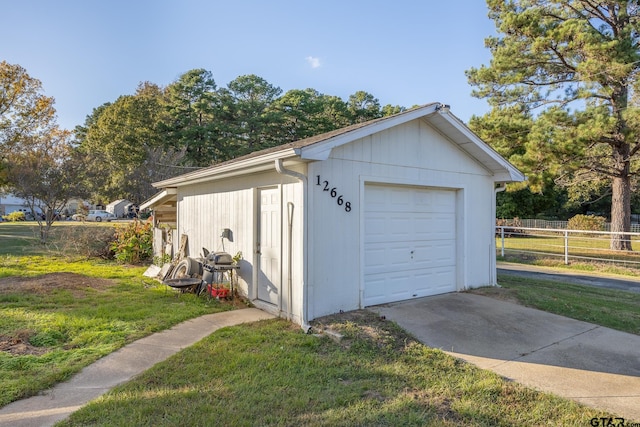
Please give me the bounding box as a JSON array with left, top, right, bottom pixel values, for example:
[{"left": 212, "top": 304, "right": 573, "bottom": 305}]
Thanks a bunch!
[
  {"left": 1, "top": 63, "right": 405, "bottom": 220},
  {"left": 4, "top": 1, "right": 640, "bottom": 250},
  {"left": 74, "top": 70, "right": 405, "bottom": 205}
]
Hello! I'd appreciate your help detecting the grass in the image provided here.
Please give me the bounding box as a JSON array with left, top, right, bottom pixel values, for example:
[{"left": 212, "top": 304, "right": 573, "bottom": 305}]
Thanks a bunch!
[
  {"left": 0, "top": 222, "right": 634, "bottom": 424},
  {"left": 0, "top": 221, "right": 44, "bottom": 255},
  {"left": 0, "top": 221, "right": 116, "bottom": 257},
  {"left": 0, "top": 223, "right": 234, "bottom": 407},
  {"left": 497, "top": 234, "right": 640, "bottom": 270},
  {"left": 499, "top": 254, "right": 640, "bottom": 278},
  {"left": 481, "top": 274, "right": 640, "bottom": 335},
  {"left": 57, "top": 313, "right": 611, "bottom": 427}
]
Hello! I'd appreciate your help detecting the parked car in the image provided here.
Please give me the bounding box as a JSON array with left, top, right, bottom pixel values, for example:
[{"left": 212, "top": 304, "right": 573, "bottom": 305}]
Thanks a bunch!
[{"left": 85, "top": 210, "right": 116, "bottom": 222}]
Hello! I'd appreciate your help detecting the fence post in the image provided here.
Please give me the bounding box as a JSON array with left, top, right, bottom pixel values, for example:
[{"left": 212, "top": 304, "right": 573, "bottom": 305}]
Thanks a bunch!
[
  {"left": 564, "top": 230, "right": 569, "bottom": 265},
  {"left": 500, "top": 226, "right": 505, "bottom": 257}
]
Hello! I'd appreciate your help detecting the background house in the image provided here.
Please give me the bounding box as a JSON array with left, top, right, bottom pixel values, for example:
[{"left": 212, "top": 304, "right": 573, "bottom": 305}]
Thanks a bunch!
[
  {"left": 0, "top": 194, "right": 39, "bottom": 217},
  {"left": 0, "top": 194, "right": 90, "bottom": 219},
  {"left": 106, "top": 199, "right": 131, "bottom": 218},
  {"left": 142, "top": 104, "right": 524, "bottom": 328}
]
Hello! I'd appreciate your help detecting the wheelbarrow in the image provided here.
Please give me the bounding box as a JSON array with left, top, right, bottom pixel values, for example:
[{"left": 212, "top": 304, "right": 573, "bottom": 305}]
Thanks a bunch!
[{"left": 163, "top": 277, "right": 205, "bottom": 294}]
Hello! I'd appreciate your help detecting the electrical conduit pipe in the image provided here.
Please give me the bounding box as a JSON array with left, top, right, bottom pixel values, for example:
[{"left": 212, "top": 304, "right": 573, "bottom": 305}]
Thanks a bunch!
[{"left": 275, "top": 159, "right": 311, "bottom": 332}]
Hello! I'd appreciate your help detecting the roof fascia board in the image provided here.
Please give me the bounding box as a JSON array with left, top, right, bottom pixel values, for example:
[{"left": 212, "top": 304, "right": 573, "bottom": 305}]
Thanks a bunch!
[
  {"left": 299, "top": 104, "right": 439, "bottom": 160},
  {"left": 140, "top": 188, "right": 177, "bottom": 210},
  {"left": 492, "top": 171, "right": 521, "bottom": 182},
  {"left": 436, "top": 111, "right": 526, "bottom": 182},
  {"left": 153, "top": 148, "right": 299, "bottom": 188},
  {"left": 161, "top": 162, "right": 281, "bottom": 188}
]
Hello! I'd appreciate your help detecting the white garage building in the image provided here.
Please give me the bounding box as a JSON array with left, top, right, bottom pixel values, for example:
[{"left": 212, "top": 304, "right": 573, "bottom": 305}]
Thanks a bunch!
[{"left": 142, "top": 103, "right": 524, "bottom": 328}]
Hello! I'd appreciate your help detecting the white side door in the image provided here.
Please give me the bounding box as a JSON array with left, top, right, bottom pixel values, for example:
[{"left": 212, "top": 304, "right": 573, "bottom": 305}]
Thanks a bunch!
[{"left": 257, "top": 187, "right": 281, "bottom": 306}]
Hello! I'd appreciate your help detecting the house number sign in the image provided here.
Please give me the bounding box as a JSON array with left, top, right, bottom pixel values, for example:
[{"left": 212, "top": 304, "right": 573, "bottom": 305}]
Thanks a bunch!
[{"left": 316, "top": 175, "right": 352, "bottom": 212}]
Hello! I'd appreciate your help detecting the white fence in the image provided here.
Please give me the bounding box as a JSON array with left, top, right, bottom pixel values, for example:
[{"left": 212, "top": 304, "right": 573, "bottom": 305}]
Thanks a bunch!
[
  {"left": 502, "top": 218, "right": 640, "bottom": 233},
  {"left": 496, "top": 225, "right": 640, "bottom": 267}
]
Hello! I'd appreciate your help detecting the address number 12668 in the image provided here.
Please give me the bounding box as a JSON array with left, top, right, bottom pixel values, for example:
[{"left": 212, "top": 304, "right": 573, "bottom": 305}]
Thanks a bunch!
[{"left": 316, "top": 175, "right": 352, "bottom": 212}]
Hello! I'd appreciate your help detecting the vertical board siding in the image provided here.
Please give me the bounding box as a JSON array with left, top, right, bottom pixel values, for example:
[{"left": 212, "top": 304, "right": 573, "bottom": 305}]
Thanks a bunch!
[
  {"left": 308, "top": 158, "right": 361, "bottom": 319},
  {"left": 172, "top": 118, "right": 499, "bottom": 323},
  {"left": 309, "top": 119, "right": 495, "bottom": 319},
  {"left": 281, "top": 180, "right": 304, "bottom": 322},
  {"left": 176, "top": 171, "right": 304, "bottom": 321}
]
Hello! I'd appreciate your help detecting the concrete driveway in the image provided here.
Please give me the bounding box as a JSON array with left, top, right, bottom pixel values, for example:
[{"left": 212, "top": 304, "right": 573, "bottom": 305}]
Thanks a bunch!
[{"left": 370, "top": 293, "right": 640, "bottom": 420}]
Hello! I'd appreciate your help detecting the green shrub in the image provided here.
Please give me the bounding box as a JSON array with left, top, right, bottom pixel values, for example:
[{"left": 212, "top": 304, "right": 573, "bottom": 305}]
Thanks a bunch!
[
  {"left": 48, "top": 226, "right": 116, "bottom": 258},
  {"left": 153, "top": 253, "right": 172, "bottom": 266},
  {"left": 567, "top": 214, "right": 606, "bottom": 231},
  {"left": 4, "top": 211, "right": 26, "bottom": 222},
  {"left": 138, "top": 210, "right": 152, "bottom": 220},
  {"left": 110, "top": 220, "right": 153, "bottom": 264}
]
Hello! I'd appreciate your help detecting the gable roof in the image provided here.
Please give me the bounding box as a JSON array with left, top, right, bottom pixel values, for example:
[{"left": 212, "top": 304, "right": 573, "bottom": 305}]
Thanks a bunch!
[{"left": 151, "top": 103, "right": 524, "bottom": 189}]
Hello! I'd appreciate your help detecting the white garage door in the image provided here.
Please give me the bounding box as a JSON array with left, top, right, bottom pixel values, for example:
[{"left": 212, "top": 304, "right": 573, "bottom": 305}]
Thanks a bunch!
[{"left": 364, "top": 184, "right": 457, "bottom": 306}]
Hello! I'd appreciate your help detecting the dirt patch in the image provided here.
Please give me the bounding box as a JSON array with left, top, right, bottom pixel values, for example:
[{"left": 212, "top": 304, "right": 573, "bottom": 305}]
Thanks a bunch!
[
  {"left": 0, "top": 272, "right": 116, "bottom": 298},
  {"left": 0, "top": 330, "right": 49, "bottom": 356},
  {"left": 467, "top": 286, "right": 521, "bottom": 304},
  {"left": 0, "top": 273, "right": 117, "bottom": 356},
  {"left": 311, "top": 309, "right": 413, "bottom": 352}
]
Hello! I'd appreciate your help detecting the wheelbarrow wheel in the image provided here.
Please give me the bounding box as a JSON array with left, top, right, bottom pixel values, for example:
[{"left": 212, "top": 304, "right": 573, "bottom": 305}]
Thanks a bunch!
[{"left": 171, "top": 257, "right": 201, "bottom": 279}]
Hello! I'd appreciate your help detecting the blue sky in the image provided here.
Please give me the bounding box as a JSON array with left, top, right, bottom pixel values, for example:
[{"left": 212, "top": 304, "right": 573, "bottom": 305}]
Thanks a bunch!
[{"left": 3, "top": 1, "right": 497, "bottom": 131}]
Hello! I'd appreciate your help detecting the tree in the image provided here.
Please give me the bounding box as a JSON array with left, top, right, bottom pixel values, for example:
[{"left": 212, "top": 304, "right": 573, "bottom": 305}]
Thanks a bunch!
[
  {"left": 4, "top": 128, "right": 85, "bottom": 243},
  {"left": 467, "top": 1, "right": 640, "bottom": 250},
  {"left": 495, "top": 185, "right": 575, "bottom": 219},
  {"left": 223, "top": 74, "right": 283, "bottom": 155},
  {"left": 79, "top": 82, "right": 179, "bottom": 204},
  {"left": 1, "top": 62, "right": 86, "bottom": 243},
  {"left": 0, "top": 61, "right": 56, "bottom": 183},
  {"left": 162, "top": 69, "right": 225, "bottom": 166},
  {"left": 270, "top": 89, "right": 350, "bottom": 142},
  {"left": 74, "top": 102, "right": 111, "bottom": 143},
  {"left": 347, "top": 91, "right": 382, "bottom": 123},
  {"left": 381, "top": 104, "right": 406, "bottom": 117}
]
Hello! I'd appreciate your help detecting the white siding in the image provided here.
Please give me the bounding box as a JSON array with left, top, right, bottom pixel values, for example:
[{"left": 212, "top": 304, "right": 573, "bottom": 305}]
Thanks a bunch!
[
  {"left": 307, "top": 118, "right": 494, "bottom": 319},
  {"left": 171, "top": 117, "right": 500, "bottom": 325},
  {"left": 306, "top": 160, "right": 361, "bottom": 319},
  {"left": 176, "top": 169, "right": 305, "bottom": 323}
]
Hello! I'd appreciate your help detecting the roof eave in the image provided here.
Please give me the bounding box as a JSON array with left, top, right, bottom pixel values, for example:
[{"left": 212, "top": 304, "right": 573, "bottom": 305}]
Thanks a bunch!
[
  {"left": 152, "top": 148, "right": 300, "bottom": 188},
  {"left": 140, "top": 188, "right": 177, "bottom": 210}
]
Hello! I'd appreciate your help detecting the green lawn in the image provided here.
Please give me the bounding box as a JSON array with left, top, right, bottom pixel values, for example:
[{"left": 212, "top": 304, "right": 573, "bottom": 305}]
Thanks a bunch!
[
  {"left": 0, "top": 221, "right": 116, "bottom": 257},
  {"left": 0, "top": 222, "right": 633, "bottom": 424},
  {"left": 478, "top": 275, "right": 640, "bottom": 335},
  {"left": 497, "top": 234, "right": 640, "bottom": 269},
  {"left": 58, "top": 313, "right": 610, "bottom": 427},
  {"left": 0, "top": 222, "right": 234, "bottom": 406}
]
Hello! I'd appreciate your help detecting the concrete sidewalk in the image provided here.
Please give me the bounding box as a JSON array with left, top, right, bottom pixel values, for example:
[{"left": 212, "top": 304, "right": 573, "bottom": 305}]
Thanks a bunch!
[
  {"left": 0, "top": 308, "right": 275, "bottom": 427},
  {"left": 498, "top": 261, "right": 640, "bottom": 293}
]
